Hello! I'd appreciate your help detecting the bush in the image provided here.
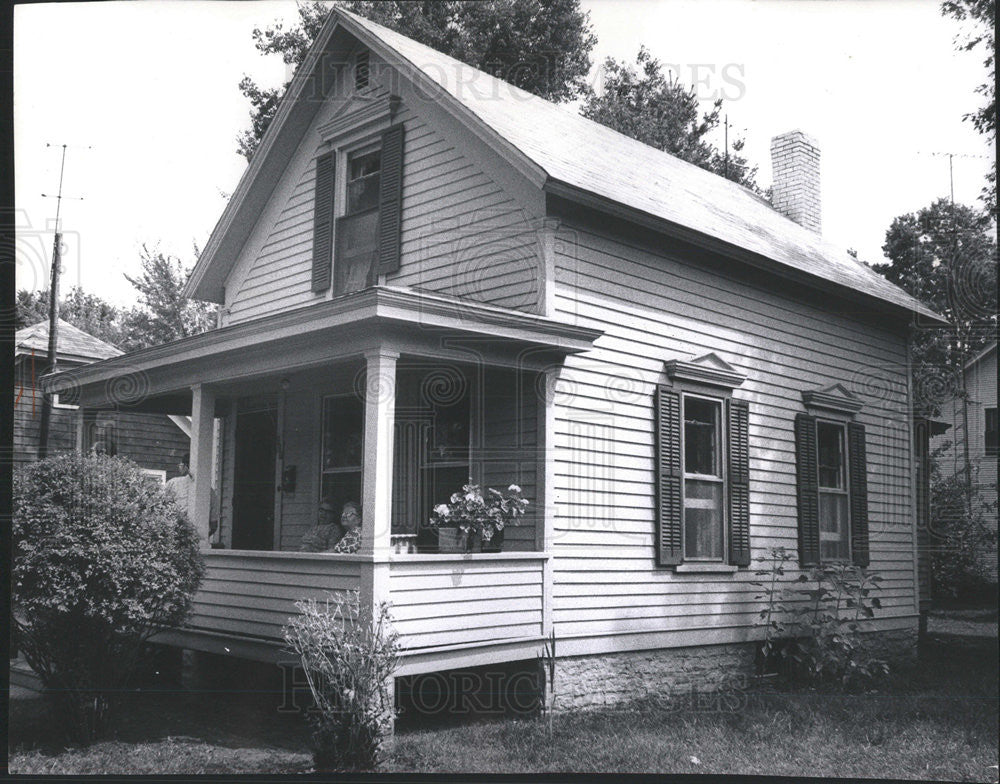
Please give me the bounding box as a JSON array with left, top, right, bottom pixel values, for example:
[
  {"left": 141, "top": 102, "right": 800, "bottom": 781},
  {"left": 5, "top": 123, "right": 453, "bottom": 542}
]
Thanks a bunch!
[
  {"left": 753, "top": 551, "right": 890, "bottom": 691},
  {"left": 12, "top": 453, "right": 204, "bottom": 742},
  {"left": 284, "top": 591, "right": 399, "bottom": 772},
  {"left": 930, "top": 472, "right": 997, "bottom": 600}
]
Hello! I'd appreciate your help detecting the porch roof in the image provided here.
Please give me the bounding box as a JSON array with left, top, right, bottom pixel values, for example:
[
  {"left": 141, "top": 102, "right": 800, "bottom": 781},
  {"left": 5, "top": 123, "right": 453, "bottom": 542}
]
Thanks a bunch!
[{"left": 42, "top": 286, "right": 601, "bottom": 412}]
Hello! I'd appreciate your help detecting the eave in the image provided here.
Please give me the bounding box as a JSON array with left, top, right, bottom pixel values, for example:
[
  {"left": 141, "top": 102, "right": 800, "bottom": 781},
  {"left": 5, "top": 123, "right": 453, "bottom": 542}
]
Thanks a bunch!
[
  {"left": 43, "top": 287, "right": 602, "bottom": 410},
  {"left": 544, "top": 179, "right": 950, "bottom": 329}
]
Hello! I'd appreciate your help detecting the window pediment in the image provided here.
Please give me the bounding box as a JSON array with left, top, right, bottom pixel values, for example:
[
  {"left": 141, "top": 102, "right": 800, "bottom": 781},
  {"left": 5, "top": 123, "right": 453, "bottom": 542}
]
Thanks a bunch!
[
  {"left": 317, "top": 94, "right": 400, "bottom": 144},
  {"left": 801, "top": 383, "right": 863, "bottom": 415},
  {"left": 664, "top": 352, "right": 745, "bottom": 389}
]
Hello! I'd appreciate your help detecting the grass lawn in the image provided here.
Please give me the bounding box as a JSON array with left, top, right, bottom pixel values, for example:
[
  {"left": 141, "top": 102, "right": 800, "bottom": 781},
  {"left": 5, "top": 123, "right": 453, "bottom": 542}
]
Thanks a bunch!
[{"left": 8, "top": 608, "right": 998, "bottom": 778}]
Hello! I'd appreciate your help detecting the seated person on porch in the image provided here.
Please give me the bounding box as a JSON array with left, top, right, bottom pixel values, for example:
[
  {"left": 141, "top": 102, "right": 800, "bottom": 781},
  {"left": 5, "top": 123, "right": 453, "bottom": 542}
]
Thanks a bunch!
[
  {"left": 166, "top": 452, "right": 219, "bottom": 544},
  {"left": 300, "top": 499, "right": 362, "bottom": 553}
]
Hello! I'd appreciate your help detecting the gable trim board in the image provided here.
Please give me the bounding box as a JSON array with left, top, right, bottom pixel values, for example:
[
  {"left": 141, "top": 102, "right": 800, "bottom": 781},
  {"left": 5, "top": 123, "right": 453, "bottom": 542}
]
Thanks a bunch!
[{"left": 186, "top": 8, "right": 944, "bottom": 332}]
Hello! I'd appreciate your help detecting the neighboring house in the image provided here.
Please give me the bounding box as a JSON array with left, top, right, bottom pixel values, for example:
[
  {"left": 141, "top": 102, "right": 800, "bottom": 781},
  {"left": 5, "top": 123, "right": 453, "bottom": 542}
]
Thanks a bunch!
[
  {"left": 45, "top": 10, "right": 946, "bottom": 712},
  {"left": 931, "top": 341, "right": 999, "bottom": 583},
  {"left": 15, "top": 318, "right": 189, "bottom": 483}
]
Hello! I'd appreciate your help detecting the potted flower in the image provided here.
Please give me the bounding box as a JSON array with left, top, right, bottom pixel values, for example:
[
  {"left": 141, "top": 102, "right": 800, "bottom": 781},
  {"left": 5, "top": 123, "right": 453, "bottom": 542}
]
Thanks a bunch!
[{"left": 430, "top": 481, "right": 528, "bottom": 553}]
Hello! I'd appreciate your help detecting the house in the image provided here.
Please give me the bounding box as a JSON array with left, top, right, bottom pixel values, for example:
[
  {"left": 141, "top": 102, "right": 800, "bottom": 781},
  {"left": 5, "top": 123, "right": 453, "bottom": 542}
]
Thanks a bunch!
[
  {"left": 15, "top": 318, "right": 190, "bottom": 481},
  {"left": 930, "top": 341, "right": 998, "bottom": 584},
  {"left": 43, "top": 9, "right": 946, "bottom": 712}
]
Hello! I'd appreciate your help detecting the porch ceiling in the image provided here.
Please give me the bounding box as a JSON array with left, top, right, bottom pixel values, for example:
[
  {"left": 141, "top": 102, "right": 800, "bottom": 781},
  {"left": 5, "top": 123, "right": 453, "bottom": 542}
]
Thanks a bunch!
[{"left": 42, "top": 286, "right": 602, "bottom": 410}]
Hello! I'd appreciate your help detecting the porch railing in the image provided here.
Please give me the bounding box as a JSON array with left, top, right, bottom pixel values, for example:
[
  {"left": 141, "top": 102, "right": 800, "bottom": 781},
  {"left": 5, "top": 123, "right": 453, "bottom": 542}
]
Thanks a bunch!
[{"left": 186, "top": 550, "right": 366, "bottom": 641}]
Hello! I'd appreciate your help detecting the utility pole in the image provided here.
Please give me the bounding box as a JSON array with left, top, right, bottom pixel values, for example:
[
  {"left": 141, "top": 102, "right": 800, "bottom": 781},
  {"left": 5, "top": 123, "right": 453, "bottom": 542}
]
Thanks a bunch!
[{"left": 37, "top": 143, "right": 86, "bottom": 459}]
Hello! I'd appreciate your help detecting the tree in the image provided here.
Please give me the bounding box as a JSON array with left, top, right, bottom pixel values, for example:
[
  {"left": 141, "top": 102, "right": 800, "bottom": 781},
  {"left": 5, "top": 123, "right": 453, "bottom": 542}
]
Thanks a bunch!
[
  {"left": 580, "top": 46, "right": 760, "bottom": 192},
  {"left": 120, "top": 245, "right": 217, "bottom": 352},
  {"left": 15, "top": 286, "right": 129, "bottom": 348},
  {"left": 237, "top": 0, "right": 597, "bottom": 160},
  {"left": 872, "top": 198, "right": 997, "bottom": 416},
  {"left": 941, "top": 0, "right": 997, "bottom": 216}
]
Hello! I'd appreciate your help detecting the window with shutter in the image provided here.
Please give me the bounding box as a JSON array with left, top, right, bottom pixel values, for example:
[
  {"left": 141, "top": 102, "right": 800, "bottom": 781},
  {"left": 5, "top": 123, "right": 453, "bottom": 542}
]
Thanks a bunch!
[
  {"left": 311, "top": 151, "right": 336, "bottom": 293},
  {"left": 795, "top": 386, "right": 870, "bottom": 567},
  {"left": 655, "top": 353, "right": 749, "bottom": 569}
]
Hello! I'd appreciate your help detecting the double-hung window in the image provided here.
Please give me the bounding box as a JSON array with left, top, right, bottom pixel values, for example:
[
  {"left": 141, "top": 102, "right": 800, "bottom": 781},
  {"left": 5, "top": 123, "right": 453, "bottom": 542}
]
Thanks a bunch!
[
  {"left": 655, "top": 353, "right": 750, "bottom": 568},
  {"left": 795, "top": 384, "right": 869, "bottom": 567},
  {"left": 683, "top": 395, "right": 725, "bottom": 560},
  {"left": 335, "top": 146, "right": 382, "bottom": 294},
  {"left": 816, "top": 421, "right": 850, "bottom": 561}
]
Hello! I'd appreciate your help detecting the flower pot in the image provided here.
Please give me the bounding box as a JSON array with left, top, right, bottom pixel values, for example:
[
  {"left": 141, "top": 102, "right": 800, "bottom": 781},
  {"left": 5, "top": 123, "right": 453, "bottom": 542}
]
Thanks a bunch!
[
  {"left": 437, "top": 527, "right": 467, "bottom": 553},
  {"left": 480, "top": 527, "right": 504, "bottom": 553}
]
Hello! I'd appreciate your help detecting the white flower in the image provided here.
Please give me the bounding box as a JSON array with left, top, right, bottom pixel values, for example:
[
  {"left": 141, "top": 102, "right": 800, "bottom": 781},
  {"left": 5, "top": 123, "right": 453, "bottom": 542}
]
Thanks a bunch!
[
  {"left": 433, "top": 504, "right": 450, "bottom": 517},
  {"left": 508, "top": 484, "right": 521, "bottom": 493}
]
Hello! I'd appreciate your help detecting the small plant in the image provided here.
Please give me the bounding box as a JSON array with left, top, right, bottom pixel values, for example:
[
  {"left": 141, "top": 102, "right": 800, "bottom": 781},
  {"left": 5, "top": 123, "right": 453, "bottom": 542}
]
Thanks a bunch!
[
  {"left": 284, "top": 591, "right": 400, "bottom": 772},
  {"left": 785, "top": 564, "right": 890, "bottom": 691},
  {"left": 12, "top": 453, "right": 204, "bottom": 742},
  {"left": 429, "top": 481, "right": 528, "bottom": 547},
  {"left": 751, "top": 546, "right": 795, "bottom": 675},
  {"left": 539, "top": 629, "right": 557, "bottom": 736}
]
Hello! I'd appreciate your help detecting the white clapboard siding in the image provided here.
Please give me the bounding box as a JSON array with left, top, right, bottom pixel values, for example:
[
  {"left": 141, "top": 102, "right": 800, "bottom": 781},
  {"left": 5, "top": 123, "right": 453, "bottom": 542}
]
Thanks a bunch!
[
  {"left": 549, "top": 222, "right": 917, "bottom": 644},
  {"left": 225, "top": 59, "right": 541, "bottom": 324},
  {"left": 187, "top": 552, "right": 364, "bottom": 641},
  {"left": 388, "top": 558, "right": 545, "bottom": 649}
]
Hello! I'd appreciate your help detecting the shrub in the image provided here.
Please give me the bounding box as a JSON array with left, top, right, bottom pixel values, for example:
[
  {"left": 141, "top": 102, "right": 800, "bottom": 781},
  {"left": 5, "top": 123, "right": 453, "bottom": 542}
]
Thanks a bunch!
[
  {"left": 12, "top": 453, "right": 204, "bottom": 742},
  {"left": 785, "top": 563, "right": 890, "bottom": 691},
  {"left": 930, "top": 471, "right": 997, "bottom": 601},
  {"left": 284, "top": 591, "right": 399, "bottom": 772},
  {"left": 753, "top": 553, "right": 890, "bottom": 691}
]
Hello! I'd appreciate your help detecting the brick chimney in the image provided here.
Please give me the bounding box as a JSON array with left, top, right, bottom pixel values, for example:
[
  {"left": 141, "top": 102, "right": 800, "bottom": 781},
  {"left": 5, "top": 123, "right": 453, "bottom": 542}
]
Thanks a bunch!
[{"left": 770, "top": 130, "right": 821, "bottom": 234}]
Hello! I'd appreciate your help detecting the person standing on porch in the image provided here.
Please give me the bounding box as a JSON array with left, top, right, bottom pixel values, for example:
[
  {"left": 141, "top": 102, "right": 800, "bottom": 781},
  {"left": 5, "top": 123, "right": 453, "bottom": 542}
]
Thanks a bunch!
[{"left": 166, "top": 452, "right": 218, "bottom": 544}]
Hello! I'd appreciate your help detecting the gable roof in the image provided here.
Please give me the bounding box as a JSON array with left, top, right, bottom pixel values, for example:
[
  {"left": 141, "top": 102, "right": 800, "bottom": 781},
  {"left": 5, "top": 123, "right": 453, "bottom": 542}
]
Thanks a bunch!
[
  {"left": 187, "top": 7, "right": 945, "bottom": 326},
  {"left": 15, "top": 319, "right": 123, "bottom": 363}
]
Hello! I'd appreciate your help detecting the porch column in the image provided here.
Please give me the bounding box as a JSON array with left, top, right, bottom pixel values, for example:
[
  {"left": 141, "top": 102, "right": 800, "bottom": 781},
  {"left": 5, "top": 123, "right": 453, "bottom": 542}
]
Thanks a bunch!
[
  {"left": 360, "top": 349, "right": 398, "bottom": 587},
  {"left": 75, "top": 407, "right": 86, "bottom": 452},
  {"left": 190, "top": 384, "right": 216, "bottom": 546}
]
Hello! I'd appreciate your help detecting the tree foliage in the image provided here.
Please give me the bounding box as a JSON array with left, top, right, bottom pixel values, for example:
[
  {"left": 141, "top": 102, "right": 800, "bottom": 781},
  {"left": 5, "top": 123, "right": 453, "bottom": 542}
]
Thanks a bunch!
[
  {"left": 121, "top": 245, "right": 217, "bottom": 351},
  {"left": 237, "top": 0, "right": 597, "bottom": 160},
  {"left": 941, "top": 0, "right": 997, "bottom": 216},
  {"left": 13, "top": 453, "right": 204, "bottom": 741},
  {"left": 580, "top": 46, "right": 760, "bottom": 192},
  {"left": 16, "top": 247, "right": 216, "bottom": 353},
  {"left": 872, "top": 198, "right": 997, "bottom": 415},
  {"left": 16, "top": 287, "right": 129, "bottom": 348}
]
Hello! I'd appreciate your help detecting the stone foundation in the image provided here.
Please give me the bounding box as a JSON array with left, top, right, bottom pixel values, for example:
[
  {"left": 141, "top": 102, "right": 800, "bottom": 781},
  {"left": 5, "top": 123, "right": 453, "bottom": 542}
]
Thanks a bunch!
[
  {"left": 550, "top": 642, "right": 756, "bottom": 713},
  {"left": 548, "top": 624, "right": 919, "bottom": 712}
]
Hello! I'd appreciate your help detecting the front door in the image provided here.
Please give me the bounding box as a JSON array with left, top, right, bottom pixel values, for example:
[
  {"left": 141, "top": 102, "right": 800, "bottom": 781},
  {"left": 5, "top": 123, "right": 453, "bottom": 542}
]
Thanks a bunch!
[{"left": 232, "top": 404, "right": 277, "bottom": 550}]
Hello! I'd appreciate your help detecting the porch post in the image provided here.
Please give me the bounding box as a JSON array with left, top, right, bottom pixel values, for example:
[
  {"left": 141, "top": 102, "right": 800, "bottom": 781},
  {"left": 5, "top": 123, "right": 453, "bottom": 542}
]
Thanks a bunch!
[
  {"left": 75, "top": 407, "right": 86, "bottom": 452},
  {"left": 190, "top": 384, "right": 216, "bottom": 545},
  {"left": 360, "top": 348, "right": 398, "bottom": 573}
]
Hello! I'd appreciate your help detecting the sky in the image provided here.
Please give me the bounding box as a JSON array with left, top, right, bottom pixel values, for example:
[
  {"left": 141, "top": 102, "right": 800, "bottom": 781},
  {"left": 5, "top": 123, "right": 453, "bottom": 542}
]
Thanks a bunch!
[{"left": 14, "top": 0, "right": 994, "bottom": 307}]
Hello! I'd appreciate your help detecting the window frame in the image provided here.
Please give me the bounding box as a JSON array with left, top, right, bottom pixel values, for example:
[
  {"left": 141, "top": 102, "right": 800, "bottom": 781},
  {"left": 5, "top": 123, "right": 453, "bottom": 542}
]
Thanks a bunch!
[
  {"left": 815, "top": 418, "right": 852, "bottom": 563},
  {"left": 985, "top": 407, "right": 998, "bottom": 457},
  {"left": 680, "top": 392, "right": 728, "bottom": 562},
  {"left": 317, "top": 391, "right": 365, "bottom": 514}
]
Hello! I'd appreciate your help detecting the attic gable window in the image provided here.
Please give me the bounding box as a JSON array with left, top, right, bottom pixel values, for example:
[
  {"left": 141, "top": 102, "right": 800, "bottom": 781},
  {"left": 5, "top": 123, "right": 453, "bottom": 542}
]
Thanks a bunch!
[{"left": 354, "top": 50, "right": 370, "bottom": 91}]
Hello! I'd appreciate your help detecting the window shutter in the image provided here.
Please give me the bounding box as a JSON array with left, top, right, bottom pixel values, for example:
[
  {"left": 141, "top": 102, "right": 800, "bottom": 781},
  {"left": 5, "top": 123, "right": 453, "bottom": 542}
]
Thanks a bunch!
[
  {"left": 377, "top": 124, "right": 404, "bottom": 276},
  {"left": 311, "top": 151, "right": 336, "bottom": 293},
  {"left": 794, "top": 413, "right": 820, "bottom": 567},
  {"left": 727, "top": 398, "right": 751, "bottom": 566},
  {"left": 847, "top": 421, "right": 870, "bottom": 567},
  {"left": 655, "top": 385, "right": 683, "bottom": 566}
]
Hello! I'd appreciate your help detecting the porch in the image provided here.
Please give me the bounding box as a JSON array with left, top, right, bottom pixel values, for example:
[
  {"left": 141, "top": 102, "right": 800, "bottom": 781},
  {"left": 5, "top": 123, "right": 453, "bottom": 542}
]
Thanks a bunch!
[{"left": 45, "top": 287, "right": 599, "bottom": 674}]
